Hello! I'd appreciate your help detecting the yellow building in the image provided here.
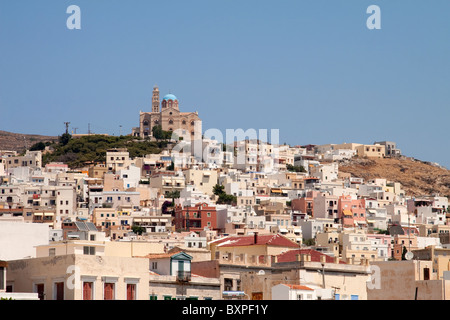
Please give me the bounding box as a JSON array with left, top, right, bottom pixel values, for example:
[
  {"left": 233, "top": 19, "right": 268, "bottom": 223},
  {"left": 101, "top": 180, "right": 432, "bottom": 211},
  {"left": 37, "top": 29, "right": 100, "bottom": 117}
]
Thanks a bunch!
[{"left": 355, "top": 144, "right": 386, "bottom": 158}]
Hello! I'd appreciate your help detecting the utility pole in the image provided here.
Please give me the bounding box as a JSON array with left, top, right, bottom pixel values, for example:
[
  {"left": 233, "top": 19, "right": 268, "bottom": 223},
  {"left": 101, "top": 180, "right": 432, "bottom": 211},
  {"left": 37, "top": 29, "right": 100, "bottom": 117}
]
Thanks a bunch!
[
  {"left": 88, "top": 123, "right": 91, "bottom": 135},
  {"left": 72, "top": 127, "right": 78, "bottom": 134},
  {"left": 64, "top": 122, "right": 70, "bottom": 134}
]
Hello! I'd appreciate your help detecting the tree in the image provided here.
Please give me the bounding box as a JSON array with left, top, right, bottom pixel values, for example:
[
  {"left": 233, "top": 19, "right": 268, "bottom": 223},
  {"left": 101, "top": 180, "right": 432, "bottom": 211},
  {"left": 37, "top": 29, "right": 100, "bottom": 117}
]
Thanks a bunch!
[
  {"left": 166, "top": 190, "right": 180, "bottom": 200},
  {"left": 152, "top": 125, "right": 164, "bottom": 140},
  {"left": 287, "top": 164, "right": 306, "bottom": 173},
  {"left": 217, "top": 193, "right": 237, "bottom": 205},
  {"left": 401, "top": 246, "right": 408, "bottom": 260},
  {"left": 212, "top": 184, "right": 236, "bottom": 204},
  {"left": 59, "top": 133, "right": 72, "bottom": 146},
  {"left": 152, "top": 125, "right": 174, "bottom": 141},
  {"left": 162, "top": 200, "right": 174, "bottom": 215},
  {"left": 213, "top": 184, "right": 225, "bottom": 196},
  {"left": 132, "top": 226, "right": 145, "bottom": 235},
  {"left": 30, "top": 141, "right": 46, "bottom": 151}
]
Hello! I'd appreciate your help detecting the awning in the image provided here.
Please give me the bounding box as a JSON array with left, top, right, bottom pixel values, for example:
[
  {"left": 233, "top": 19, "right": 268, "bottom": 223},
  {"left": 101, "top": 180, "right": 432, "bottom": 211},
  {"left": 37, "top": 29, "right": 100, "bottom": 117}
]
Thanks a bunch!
[
  {"left": 33, "top": 212, "right": 43, "bottom": 216},
  {"left": 343, "top": 210, "right": 353, "bottom": 217},
  {"left": 44, "top": 212, "right": 54, "bottom": 216},
  {"left": 271, "top": 189, "right": 282, "bottom": 193}
]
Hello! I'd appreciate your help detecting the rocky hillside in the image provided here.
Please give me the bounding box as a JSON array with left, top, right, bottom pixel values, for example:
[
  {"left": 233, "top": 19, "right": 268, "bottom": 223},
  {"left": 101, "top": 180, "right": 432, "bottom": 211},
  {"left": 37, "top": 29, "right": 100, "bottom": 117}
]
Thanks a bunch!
[
  {"left": 338, "top": 157, "right": 450, "bottom": 198},
  {"left": 0, "top": 130, "right": 58, "bottom": 152}
]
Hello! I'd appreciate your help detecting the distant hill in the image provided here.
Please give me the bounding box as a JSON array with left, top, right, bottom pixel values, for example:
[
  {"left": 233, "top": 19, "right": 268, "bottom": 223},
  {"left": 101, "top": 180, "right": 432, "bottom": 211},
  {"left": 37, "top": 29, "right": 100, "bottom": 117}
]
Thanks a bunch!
[
  {"left": 0, "top": 130, "right": 58, "bottom": 152},
  {"left": 339, "top": 157, "right": 450, "bottom": 198}
]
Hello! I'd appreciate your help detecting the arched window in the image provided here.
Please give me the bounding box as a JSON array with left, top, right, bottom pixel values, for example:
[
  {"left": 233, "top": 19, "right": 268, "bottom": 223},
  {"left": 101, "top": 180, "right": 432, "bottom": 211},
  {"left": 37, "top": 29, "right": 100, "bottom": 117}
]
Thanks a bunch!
[
  {"left": 182, "top": 120, "right": 186, "bottom": 125},
  {"left": 143, "top": 120, "right": 149, "bottom": 127},
  {"left": 190, "top": 121, "right": 195, "bottom": 126},
  {"left": 169, "top": 119, "right": 174, "bottom": 125}
]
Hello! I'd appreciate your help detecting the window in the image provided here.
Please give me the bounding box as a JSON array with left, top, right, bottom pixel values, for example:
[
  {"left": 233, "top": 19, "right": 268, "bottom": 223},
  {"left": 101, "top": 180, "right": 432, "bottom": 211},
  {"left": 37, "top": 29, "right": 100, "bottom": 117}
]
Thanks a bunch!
[
  {"left": 83, "top": 246, "right": 95, "bottom": 255},
  {"left": 126, "top": 284, "right": 136, "bottom": 300},
  {"left": 54, "top": 282, "right": 64, "bottom": 300},
  {"left": 36, "top": 283, "right": 45, "bottom": 300},
  {"left": 423, "top": 268, "right": 430, "bottom": 281},
  {"left": 49, "top": 248, "right": 56, "bottom": 256},
  {"left": 104, "top": 283, "right": 115, "bottom": 300},
  {"left": 83, "top": 282, "right": 93, "bottom": 300},
  {"left": 0, "top": 267, "right": 4, "bottom": 291},
  {"left": 224, "top": 278, "right": 233, "bottom": 291}
]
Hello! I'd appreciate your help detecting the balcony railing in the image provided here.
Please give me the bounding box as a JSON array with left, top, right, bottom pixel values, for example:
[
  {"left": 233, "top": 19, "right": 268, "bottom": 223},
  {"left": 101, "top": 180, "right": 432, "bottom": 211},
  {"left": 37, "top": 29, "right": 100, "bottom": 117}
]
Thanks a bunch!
[{"left": 176, "top": 271, "right": 191, "bottom": 283}]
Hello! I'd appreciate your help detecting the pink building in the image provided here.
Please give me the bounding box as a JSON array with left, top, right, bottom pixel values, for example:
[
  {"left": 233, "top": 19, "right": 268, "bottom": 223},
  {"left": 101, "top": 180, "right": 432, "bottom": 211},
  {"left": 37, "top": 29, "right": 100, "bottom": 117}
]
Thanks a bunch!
[
  {"left": 367, "top": 233, "right": 392, "bottom": 260},
  {"left": 338, "top": 195, "right": 366, "bottom": 228}
]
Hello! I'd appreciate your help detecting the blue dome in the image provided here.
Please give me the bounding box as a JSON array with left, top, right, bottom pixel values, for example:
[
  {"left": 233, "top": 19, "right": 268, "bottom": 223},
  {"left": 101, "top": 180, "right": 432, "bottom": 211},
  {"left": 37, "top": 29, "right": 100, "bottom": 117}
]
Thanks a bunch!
[{"left": 163, "top": 94, "right": 177, "bottom": 101}]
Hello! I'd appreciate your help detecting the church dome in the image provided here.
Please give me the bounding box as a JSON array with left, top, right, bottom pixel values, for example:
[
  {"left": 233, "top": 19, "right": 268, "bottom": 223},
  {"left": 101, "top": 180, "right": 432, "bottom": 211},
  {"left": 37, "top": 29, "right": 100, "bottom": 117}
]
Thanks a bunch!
[{"left": 163, "top": 94, "right": 177, "bottom": 101}]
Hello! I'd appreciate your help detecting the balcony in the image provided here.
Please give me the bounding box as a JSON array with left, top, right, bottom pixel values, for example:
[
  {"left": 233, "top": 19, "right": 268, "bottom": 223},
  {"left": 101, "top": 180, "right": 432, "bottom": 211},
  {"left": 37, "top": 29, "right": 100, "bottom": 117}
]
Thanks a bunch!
[{"left": 176, "top": 271, "right": 191, "bottom": 283}]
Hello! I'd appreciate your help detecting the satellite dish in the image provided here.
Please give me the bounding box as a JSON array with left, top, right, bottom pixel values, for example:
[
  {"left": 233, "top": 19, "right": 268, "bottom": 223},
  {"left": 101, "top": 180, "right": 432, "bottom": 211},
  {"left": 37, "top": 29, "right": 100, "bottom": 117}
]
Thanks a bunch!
[
  {"left": 405, "top": 252, "right": 414, "bottom": 260},
  {"left": 257, "top": 270, "right": 265, "bottom": 275}
]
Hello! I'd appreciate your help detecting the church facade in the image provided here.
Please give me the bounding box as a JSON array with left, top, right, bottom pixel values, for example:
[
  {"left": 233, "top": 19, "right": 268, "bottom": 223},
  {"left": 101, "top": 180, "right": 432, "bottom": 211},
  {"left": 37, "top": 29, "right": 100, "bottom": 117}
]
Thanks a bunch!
[{"left": 132, "top": 86, "right": 202, "bottom": 140}]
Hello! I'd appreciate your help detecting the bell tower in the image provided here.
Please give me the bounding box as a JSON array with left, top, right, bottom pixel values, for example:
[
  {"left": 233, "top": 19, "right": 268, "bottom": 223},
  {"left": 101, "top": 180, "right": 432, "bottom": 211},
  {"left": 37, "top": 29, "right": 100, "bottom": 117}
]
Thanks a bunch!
[{"left": 152, "top": 86, "right": 160, "bottom": 113}]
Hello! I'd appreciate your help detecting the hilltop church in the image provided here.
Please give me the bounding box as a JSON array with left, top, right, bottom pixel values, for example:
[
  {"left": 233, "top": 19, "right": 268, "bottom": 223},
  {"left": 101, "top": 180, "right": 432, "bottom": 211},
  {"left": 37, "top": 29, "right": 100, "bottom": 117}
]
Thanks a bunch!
[{"left": 132, "top": 86, "right": 202, "bottom": 140}]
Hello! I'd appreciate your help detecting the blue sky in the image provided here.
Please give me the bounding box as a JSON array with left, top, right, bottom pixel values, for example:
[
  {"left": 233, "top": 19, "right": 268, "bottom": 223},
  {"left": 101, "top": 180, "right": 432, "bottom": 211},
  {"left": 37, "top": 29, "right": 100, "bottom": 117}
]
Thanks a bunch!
[{"left": 0, "top": 1, "right": 449, "bottom": 168}]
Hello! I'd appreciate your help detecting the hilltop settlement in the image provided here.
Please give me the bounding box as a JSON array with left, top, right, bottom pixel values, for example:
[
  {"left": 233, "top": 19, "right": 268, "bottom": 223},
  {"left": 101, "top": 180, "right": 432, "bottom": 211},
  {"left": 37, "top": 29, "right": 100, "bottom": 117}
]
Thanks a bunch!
[{"left": 1, "top": 89, "right": 449, "bottom": 301}]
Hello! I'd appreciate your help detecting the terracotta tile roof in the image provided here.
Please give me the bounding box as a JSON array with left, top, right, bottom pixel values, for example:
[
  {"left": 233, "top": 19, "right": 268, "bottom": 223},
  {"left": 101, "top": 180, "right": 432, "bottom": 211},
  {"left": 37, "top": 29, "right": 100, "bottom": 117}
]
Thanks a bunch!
[
  {"left": 215, "top": 234, "right": 299, "bottom": 248},
  {"left": 283, "top": 284, "right": 314, "bottom": 291},
  {"left": 276, "top": 249, "right": 346, "bottom": 264}
]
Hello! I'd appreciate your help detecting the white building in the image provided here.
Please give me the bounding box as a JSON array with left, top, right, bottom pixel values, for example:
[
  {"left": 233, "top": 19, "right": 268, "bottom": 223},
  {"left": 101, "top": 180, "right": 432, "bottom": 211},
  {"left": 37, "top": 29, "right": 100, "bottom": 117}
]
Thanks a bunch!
[
  {"left": 272, "top": 283, "right": 334, "bottom": 300},
  {"left": 118, "top": 164, "right": 141, "bottom": 189},
  {"left": 0, "top": 222, "right": 49, "bottom": 260}
]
